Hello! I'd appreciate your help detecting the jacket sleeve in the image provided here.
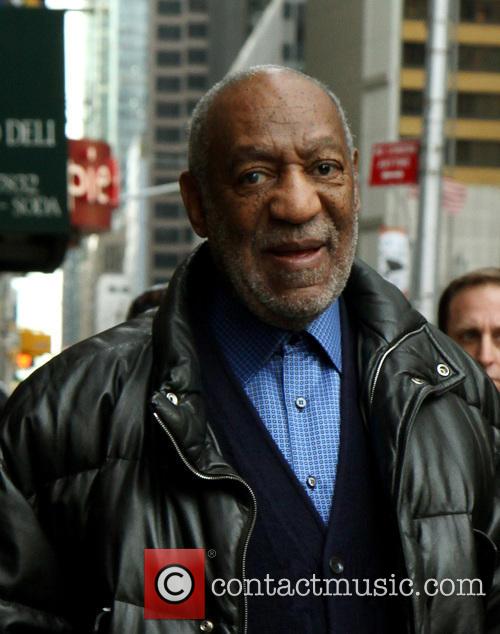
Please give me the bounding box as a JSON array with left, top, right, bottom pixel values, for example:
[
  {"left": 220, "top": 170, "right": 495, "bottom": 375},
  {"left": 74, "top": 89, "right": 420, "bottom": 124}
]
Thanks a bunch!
[
  {"left": 0, "top": 448, "right": 77, "bottom": 632},
  {"left": 0, "top": 362, "right": 100, "bottom": 634},
  {"left": 483, "top": 379, "right": 500, "bottom": 633}
]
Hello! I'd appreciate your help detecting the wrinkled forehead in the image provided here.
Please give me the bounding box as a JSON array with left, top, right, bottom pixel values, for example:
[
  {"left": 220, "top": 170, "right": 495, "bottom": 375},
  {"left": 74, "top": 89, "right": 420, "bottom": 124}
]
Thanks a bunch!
[{"left": 207, "top": 71, "right": 345, "bottom": 149}]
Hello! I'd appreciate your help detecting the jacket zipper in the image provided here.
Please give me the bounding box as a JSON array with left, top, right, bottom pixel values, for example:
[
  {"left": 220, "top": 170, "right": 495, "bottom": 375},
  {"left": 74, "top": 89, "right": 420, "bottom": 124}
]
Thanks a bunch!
[{"left": 153, "top": 410, "right": 257, "bottom": 634}]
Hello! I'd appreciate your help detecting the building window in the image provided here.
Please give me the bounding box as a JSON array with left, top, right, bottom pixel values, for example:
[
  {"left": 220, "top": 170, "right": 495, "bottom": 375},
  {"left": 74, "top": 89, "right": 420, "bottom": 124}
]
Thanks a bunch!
[
  {"left": 154, "top": 227, "right": 193, "bottom": 243},
  {"left": 154, "top": 252, "right": 182, "bottom": 268},
  {"left": 402, "top": 42, "right": 425, "bottom": 68},
  {"left": 457, "top": 93, "right": 500, "bottom": 119},
  {"left": 189, "top": 0, "right": 207, "bottom": 10},
  {"left": 155, "top": 151, "right": 186, "bottom": 169},
  {"left": 401, "top": 89, "right": 500, "bottom": 120},
  {"left": 158, "top": 0, "right": 182, "bottom": 15},
  {"left": 405, "top": 0, "right": 500, "bottom": 23},
  {"left": 156, "top": 127, "right": 182, "bottom": 143},
  {"left": 187, "top": 74, "right": 207, "bottom": 89},
  {"left": 458, "top": 44, "right": 500, "bottom": 72},
  {"left": 155, "top": 228, "right": 181, "bottom": 243},
  {"left": 157, "top": 50, "right": 182, "bottom": 66},
  {"left": 155, "top": 202, "right": 182, "bottom": 219},
  {"left": 156, "top": 76, "right": 181, "bottom": 92},
  {"left": 187, "top": 99, "right": 199, "bottom": 114},
  {"left": 158, "top": 24, "right": 182, "bottom": 39},
  {"left": 404, "top": 0, "right": 427, "bottom": 19},
  {"left": 188, "top": 48, "right": 208, "bottom": 64},
  {"left": 401, "top": 90, "right": 423, "bottom": 115},
  {"left": 156, "top": 101, "right": 182, "bottom": 117},
  {"left": 456, "top": 140, "right": 500, "bottom": 166},
  {"left": 188, "top": 22, "right": 208, "bottom": 38},
  {"left": 460, "top": 0, "right": 500, "bottom": 24}
]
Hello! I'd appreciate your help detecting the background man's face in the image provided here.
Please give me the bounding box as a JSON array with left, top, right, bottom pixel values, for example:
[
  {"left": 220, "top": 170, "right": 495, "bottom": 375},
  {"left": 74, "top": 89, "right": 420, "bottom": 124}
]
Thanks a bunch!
[
  {"left": 199, "top": 71, "right": 359, "bottom": 329},
  {"left": 447, "top": 284, "right": 500, "bottom": 390}
]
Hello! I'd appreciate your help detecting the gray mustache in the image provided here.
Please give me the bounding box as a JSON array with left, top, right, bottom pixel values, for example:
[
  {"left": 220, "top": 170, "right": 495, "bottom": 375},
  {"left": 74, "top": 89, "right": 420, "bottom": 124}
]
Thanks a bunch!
[{"left": 256, "top": 220, "right": 338, "bottom": 250}]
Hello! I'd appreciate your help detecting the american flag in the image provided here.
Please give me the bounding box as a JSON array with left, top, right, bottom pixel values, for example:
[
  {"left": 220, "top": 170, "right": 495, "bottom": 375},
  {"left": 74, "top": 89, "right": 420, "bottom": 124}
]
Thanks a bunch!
[{"left": 409, "top": 177, "right": 468, "bottom": 215}]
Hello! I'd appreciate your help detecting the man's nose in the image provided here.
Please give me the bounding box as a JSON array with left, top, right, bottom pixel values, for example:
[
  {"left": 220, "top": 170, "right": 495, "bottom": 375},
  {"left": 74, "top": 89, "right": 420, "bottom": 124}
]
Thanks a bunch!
[
  {"left": 268, "top": 169, "right": 322, "bottom": 224},
  {"left": 477, "top": 335, "right": 496, "bottom": 368}
]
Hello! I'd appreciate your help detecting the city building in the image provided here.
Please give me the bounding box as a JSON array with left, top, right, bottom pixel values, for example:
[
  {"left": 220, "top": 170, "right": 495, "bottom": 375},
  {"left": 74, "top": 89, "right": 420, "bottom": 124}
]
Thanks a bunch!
[
  {"left": 402, "top": 0, "right": 500, "bottom": 185},
  {"left": 306, "top": 0, "right": 500, "bottom": 317},
  {"left": 63, "top": 0, "right": 150, "bottom": 346}
]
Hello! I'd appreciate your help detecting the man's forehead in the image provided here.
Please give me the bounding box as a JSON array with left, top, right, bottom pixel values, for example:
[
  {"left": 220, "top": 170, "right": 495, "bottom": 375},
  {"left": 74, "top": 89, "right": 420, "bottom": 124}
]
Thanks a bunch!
[
  {"left": 456, "top": 284, "right": 500, "bottom": 304},
  {"left": 210, "top": 70, "right": 340, "bottom": 124},
  {"left": 205, "top": 72, "right": 346, "bottom": 161},
  {"left": 451, "top": 284, "right": 500, "bottom": 320}
]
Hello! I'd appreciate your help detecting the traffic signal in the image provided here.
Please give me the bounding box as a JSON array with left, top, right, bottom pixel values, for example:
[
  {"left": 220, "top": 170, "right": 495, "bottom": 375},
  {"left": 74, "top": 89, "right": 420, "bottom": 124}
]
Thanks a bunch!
[{"left": 15, "top": 351, "right": 33, "bottom": 369}]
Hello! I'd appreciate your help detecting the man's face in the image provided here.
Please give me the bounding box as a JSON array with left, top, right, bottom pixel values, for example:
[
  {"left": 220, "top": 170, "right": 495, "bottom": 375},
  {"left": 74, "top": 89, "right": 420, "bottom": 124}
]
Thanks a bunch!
[
  {"left": 187, "top": 71, "right": 359, "bottom": 330},
  {"left": 447, "top": 284, "right": 500, "bottom": 390}
]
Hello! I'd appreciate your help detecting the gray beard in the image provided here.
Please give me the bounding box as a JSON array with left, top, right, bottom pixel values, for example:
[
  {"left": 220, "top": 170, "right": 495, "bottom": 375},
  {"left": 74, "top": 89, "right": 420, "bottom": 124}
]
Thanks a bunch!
[{"left": 207, "top": 214, "right": 358, "bottom": 331}]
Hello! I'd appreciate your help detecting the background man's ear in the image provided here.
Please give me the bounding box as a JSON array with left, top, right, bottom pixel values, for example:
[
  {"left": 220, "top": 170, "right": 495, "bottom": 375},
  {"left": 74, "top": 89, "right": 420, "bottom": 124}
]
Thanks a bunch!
[{"left": 179, "top": 171, "right": 208, "bottom": 237}]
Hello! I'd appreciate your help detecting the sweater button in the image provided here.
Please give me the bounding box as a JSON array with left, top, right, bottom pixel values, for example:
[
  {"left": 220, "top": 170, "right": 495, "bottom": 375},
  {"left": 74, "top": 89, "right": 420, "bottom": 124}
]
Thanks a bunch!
[
  {"left": 329, "top": 556, "right": 344, "bottom": 575},
  {"left": 200, "top": 620, "right": 214, "bottom": 632}
]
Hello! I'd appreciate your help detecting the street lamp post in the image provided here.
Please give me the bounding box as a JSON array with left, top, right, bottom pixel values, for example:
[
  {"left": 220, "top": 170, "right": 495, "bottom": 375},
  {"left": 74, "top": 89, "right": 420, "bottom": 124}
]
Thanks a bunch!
[{"left": 412, "top": 0, "right": 451, "bottom": 321}]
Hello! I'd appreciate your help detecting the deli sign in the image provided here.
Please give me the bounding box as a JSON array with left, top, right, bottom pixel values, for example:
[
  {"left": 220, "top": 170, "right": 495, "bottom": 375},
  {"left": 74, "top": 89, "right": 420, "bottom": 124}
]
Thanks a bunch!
[
  {"left": 68, "top": 139, "right": 120, "bottom": 233},
  {"left": 369, "top": 140, "right": 420, "bottom": 186}
]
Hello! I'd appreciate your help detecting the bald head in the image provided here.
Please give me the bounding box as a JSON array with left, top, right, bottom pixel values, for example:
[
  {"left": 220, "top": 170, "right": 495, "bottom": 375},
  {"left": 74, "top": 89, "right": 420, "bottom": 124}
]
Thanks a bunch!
[{"left": 187, "top": 65, "right": 355, "bottom": 196}]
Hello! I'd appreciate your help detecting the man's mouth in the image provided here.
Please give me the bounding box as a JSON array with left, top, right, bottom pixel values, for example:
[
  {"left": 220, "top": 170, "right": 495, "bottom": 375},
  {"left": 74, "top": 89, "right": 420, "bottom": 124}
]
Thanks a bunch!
[{"left": 266, "top": 240, "right": 324, "bottom": 256}]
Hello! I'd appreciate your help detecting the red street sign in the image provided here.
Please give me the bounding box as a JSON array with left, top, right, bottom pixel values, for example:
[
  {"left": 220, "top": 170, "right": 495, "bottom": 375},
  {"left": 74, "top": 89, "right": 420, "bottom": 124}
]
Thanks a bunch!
[
  {"left": 369, "top": 140, "right": 420, "bottom": 186},
  {"left": 67, "top": 139, "right": 120, "bottom": 233}
]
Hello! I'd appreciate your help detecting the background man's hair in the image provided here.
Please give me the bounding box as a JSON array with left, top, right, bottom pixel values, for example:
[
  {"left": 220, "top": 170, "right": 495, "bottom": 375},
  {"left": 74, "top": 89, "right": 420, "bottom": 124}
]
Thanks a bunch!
[
  {"left": 187, "top": 64, "right": 355, "bottom": 197},
  {"left": 438, "top": 267, "right": 500, "bottom": 332}
]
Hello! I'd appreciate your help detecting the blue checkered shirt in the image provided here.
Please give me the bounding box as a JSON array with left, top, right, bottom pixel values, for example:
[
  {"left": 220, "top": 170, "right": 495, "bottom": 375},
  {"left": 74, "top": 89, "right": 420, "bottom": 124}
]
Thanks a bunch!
[{"left": 210, "top": 287, "right": 342, "bottom": 524}]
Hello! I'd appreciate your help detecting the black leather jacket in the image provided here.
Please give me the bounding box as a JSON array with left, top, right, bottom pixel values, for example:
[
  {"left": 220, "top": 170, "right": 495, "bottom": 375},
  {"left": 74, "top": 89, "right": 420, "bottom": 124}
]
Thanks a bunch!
[{"left": 0, "top": 249, "right": 499, "bottom": 633}]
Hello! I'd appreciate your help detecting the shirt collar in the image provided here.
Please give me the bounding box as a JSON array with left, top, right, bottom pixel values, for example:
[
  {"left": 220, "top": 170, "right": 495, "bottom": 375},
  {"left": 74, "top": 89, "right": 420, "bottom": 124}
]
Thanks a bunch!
[
  {"left": 210, "top": 281, "right": 342, "bottom": 386},
  {"left": 305, "top": 300, "right": 342, "bottom": 374}
]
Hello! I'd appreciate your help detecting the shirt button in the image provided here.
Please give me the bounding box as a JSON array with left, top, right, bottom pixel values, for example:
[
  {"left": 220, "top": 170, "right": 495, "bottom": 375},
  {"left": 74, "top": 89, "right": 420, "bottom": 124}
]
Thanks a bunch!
[
  {"left": 295, "top": 396, "right": 307, "bottom": 410},
  {"left": 306, "top": 475, "right": 317, "bottom": 489},
  {"left": 329, "top": 556, "right": 344, "bottom": 575}
]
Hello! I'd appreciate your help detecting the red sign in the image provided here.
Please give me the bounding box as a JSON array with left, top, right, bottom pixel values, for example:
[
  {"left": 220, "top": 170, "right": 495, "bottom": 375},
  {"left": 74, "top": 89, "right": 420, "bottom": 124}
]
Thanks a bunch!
[
  {"left": 144, "top": 549, "right": 205, "bottom": 620},
  {"left": 369, "top": 140, "right": 420, "bottom": 186},
  {"left": 67, "top": 139, "right": 120, "bottom": 233}
]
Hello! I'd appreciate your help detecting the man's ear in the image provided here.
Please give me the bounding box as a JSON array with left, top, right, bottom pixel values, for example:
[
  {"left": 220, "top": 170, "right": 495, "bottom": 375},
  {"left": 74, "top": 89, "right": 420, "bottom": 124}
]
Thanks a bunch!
[
  {"left": 352, "top": 148, "right": 361, "bottom": 214},
  {"left": 179, "top": 171, "right": 208, "bottom": 237}
]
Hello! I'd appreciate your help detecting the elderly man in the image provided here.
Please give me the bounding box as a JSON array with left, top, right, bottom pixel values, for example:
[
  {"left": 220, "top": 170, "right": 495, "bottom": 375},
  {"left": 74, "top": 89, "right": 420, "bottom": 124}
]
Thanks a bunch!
[
  {"left": 439, "top": 268, "right": 500, "bottom": 391},
  {"left": 1, "top": 66, "right": 499, "bottom": 634}
]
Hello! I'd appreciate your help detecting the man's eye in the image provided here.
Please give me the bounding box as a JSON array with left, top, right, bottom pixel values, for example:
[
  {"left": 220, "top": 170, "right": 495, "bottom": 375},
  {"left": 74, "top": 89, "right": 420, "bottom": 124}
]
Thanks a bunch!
[
  {"left": 460, "top": 330, "right": 479, "bottom": 343},
  {"left": 240, "top": 171, "right": 264, "bottom": 185},
  {"left": 314, "top": 162, "right": 341, "bottom": 177}
]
